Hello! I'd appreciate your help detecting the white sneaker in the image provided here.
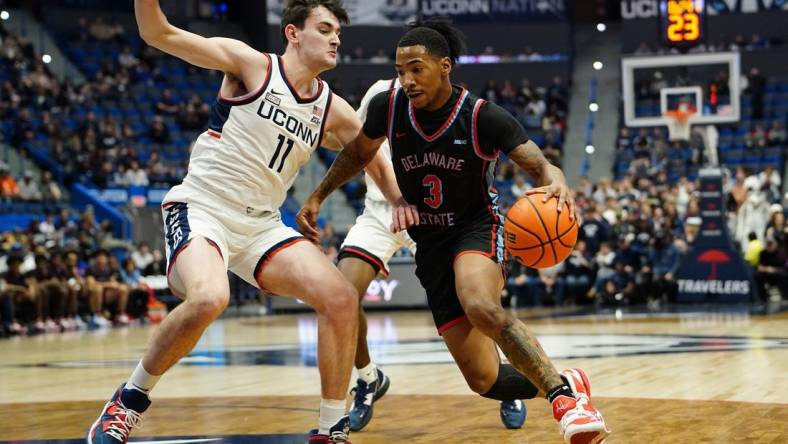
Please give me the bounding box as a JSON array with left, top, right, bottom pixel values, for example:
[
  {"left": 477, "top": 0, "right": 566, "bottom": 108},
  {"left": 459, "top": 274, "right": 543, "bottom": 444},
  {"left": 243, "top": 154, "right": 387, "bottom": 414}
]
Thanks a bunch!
[
  {"left": 73, "top": 316, "right": 87, "bottom": 330},
  {"left": 92, "top": 315, "right": 112, "bottom": 328},
  {"left": 553, "top": 368, "right": 610, "bottom": 444},
  {"left": 116, "top": 314, "right": 130, "bottom": 325}
]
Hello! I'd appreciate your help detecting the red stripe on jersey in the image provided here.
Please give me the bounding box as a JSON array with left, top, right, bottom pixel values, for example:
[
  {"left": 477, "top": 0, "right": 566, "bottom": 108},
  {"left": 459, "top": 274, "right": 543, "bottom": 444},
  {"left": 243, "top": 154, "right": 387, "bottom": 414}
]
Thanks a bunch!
[
  {"left": 472, "top": 99, "right": 498, "bottom": 161},
  {"left": 408, "top": 88, "right": 468, "bottom": 142},
  {"left": 217, "top": 53, "right": 272, "bottom": 105}
]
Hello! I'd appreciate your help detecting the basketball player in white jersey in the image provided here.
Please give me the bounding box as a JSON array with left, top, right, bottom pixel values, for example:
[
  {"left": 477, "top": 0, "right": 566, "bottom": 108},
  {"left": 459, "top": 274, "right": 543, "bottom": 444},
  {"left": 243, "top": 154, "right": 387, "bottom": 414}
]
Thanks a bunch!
[
  {"left": 87, "top": 2, "right": 408, "bottom": 443},
  {"left": 339, "top": 80, "right": 528, "bottom": 433}
]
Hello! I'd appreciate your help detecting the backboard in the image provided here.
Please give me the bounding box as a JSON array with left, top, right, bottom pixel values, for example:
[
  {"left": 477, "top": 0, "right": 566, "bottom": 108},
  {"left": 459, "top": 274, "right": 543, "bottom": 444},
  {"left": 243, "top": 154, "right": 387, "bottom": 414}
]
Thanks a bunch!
[{"left": 621, "top": 52, "right": 741, "bottom": 128}]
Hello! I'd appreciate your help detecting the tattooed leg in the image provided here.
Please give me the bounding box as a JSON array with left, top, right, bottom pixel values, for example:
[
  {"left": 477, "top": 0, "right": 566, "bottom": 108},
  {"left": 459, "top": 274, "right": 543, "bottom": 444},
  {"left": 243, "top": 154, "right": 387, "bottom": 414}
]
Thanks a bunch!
[
  {"left": 495, "top": 318, "right": 563, "bottom": 392},
  {"left": 453, "top": 253, "right": 563, "bottom": 393}
]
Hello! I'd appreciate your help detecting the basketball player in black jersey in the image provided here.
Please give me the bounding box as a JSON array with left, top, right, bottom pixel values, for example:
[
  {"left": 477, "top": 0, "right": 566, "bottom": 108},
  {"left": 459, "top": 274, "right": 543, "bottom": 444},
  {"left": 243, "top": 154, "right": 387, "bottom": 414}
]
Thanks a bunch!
[{"left": 298, "top": 19, "right": 609, "bottom": 443}]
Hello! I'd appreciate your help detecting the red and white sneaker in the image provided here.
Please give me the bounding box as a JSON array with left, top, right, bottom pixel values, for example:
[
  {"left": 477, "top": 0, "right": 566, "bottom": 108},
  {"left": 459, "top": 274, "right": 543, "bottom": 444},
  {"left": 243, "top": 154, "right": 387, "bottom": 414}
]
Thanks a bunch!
[{"left": 553, "top": 368, "right": 610, "bottom": 444}]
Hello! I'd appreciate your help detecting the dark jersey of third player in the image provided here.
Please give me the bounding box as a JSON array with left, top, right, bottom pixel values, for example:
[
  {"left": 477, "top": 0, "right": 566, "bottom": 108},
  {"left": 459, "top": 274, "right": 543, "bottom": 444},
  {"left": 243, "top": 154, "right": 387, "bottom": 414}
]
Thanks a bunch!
[{"left": 363, "top": 85, "right": 529, "bottom": 243}]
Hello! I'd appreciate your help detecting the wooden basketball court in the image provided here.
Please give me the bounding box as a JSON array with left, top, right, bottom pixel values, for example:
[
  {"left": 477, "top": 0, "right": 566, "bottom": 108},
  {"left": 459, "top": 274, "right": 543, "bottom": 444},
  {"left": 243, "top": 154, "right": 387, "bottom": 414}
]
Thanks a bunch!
[{"left": 1, "top": 305, "right": 787, "bottom": 443}]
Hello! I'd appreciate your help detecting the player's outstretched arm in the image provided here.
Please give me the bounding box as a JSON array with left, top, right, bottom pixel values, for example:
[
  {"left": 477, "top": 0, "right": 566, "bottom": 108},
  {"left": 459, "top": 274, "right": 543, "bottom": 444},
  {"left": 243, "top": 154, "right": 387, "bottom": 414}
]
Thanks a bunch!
[
  {"left": 509, "top": 140, "right": 577, "bottom": 221},
  {"left": 364, "top": 149, "right": 419, "bottom": 232},
  {"left": 135, "top": 0, "right": 259, "bottom": 77},
  {"left": 296, "top": 96, "right": 384, "bottom": 241}
]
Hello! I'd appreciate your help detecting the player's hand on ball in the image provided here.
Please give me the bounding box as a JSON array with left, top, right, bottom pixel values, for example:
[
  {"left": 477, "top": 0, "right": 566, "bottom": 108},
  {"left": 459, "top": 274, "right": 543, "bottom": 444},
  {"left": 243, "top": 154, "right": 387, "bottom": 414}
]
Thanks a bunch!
[
  {"left": 526, "top": 182, "right": 578, "bottom": 223},
  {"left": 296, "top": 197, "right": 322, "bottom": 243},
  {"left": 390, "top": 197, "right": 419, "bottom": 233}
]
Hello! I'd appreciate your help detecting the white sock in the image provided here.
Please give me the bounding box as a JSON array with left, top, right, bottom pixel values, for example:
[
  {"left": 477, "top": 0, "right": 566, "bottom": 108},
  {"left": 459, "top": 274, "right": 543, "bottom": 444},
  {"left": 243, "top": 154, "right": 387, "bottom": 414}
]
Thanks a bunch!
[
  {"left": 318, "top": 398, "right": 346, "bottom": 435},
  {"left": 124, "top": 360, "right": 161, "bottom": 394},
  {"left": 357, "top": 362, "right": 378, "bottom": 384}
]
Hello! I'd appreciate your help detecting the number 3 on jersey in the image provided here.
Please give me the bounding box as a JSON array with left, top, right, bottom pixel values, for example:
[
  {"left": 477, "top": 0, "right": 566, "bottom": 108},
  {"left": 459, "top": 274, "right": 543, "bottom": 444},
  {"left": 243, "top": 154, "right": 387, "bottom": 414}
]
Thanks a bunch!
[
  {"left": 269, "top": 134, "right": 294, "bottom": 173},
  {"left": 422, "top": 174, "right": 443, "bottom": 209}
]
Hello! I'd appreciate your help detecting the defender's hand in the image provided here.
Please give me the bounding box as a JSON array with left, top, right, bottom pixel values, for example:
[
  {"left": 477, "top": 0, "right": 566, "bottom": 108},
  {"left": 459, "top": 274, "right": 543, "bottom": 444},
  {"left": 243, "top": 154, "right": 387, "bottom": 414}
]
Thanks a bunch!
[
  {"left": 296, "top": 197, "right": 322, "bottom": 243},
  {"left": 390, "top": 197, "right": 419, "bottom": 233}
]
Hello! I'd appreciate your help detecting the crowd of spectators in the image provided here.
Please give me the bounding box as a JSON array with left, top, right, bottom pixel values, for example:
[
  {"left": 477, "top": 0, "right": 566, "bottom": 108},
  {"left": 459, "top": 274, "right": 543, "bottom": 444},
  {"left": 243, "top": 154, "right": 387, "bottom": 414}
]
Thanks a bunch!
[
  {"left": 0, "top": 206, "right": 166, "bottom": 337},
  {"left": 631, "top": 33, "right": 781, "bottom": 56},
  {"left": 503, "top": 168, "right": 788, "bottom": 309},
  {"left": 0, "top": 22, "right": 199, "bottom": 189}
]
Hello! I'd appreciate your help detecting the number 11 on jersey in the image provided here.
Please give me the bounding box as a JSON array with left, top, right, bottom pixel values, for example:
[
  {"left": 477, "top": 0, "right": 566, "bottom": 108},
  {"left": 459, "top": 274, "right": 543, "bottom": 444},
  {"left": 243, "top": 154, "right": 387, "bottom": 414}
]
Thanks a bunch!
[{"left": 269, "top": 134, "right": 295, "bottom": 173}]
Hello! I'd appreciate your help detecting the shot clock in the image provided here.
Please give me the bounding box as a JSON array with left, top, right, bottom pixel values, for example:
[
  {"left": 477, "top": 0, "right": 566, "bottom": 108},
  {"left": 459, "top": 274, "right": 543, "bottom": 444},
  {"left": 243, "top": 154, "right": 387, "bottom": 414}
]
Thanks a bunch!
[{"left": 659, "top": 0, "right": 706, "bottom": 48}]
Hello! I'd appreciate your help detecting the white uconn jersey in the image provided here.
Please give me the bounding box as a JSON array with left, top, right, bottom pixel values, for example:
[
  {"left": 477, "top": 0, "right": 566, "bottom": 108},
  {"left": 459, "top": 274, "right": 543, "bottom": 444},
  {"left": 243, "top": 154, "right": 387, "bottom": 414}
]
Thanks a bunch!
[
  {"left": 171, "top": 53, "right": 332, "bottom": 212},
  {"left": 360, "top": 78, "right": 400, "bottom": 204}
]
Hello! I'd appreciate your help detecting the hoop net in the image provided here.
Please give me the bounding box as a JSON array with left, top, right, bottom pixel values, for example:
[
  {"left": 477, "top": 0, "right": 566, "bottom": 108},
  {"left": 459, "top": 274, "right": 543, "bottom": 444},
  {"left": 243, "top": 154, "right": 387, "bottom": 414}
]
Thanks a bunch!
[{"left": 664, "top": 105, "right": 696, "bottom": 141}]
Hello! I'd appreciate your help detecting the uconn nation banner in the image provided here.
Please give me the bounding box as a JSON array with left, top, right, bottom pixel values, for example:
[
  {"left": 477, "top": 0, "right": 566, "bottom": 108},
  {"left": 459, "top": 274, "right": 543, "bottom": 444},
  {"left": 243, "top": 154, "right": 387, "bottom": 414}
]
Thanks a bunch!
[
  {"left": 419, "top": 0, "right": 568, "bottom": 22},
  {"left": 622, "top": 0, "right": 788, "bottom": 20},
  {"left": 267, "top": 0, "right": 418, "bottom": 25}
]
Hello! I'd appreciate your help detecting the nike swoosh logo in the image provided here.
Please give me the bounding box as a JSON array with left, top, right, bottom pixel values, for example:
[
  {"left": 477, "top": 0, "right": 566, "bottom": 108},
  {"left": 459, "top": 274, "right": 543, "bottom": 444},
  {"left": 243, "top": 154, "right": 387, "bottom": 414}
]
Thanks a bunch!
[
  {"left": 395, "top": 132, "right": 407, "bottom": 139},
  {"left": 270, "top": 89, "right": 284, "bottom": 95}
]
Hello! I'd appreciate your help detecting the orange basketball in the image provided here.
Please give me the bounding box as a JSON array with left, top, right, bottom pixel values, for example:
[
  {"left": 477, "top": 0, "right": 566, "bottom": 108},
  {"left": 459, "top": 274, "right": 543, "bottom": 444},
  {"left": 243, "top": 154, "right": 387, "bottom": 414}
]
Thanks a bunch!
[{"left": 504, "top": 194, "right": 578, "bottom": 268}]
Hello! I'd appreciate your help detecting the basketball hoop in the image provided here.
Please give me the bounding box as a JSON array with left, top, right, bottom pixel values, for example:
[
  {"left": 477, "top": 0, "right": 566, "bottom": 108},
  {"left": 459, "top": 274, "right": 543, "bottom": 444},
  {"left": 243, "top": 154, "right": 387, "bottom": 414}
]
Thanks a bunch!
[{"left": 664, "top": 109, "right": 695, "bottom": 142}]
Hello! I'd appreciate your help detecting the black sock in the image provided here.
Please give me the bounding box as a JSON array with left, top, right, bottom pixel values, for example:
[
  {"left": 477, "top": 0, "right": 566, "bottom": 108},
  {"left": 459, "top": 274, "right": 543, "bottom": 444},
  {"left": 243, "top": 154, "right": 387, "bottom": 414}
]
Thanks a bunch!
[
  {"left": 480, "top": 364, "right": 539, "bottom": 401},
  {"left": 546, "top": 380, "right": 575, "bottom": 403}
]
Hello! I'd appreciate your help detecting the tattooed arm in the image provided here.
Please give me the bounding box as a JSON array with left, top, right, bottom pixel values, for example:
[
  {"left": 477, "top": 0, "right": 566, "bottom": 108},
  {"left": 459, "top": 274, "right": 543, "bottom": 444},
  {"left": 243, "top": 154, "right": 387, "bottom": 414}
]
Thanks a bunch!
[{"left": 508, "top": 140, "right": 577, "bottom": 221}]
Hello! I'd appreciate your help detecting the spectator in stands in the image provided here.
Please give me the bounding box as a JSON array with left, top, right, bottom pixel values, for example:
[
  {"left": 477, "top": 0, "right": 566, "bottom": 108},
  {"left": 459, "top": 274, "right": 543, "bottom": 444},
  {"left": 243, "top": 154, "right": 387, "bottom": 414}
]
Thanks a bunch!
[
  {"left": 177, "top": 102, "right": 206, "bottom": 131},
  {"left": 368, "top": 48, "right": 389, "bottom": 64},
  {"left": 89, "top": 17, "right": 118, "bottom": 41},
  {"left": 149, "top": 115, "right": 170, "bottom": 144},
  {"left": 765, "top": 208, "right": 787, "bottom": 246},
  {"left": 131, "top": 242, "right": 154, "bottom": 271},
  {"left": 38, "top": 212, "right": 56, "bottom": 240},
  {"left": 154, "top": 88, "right": 179, "bottom": 115},
  {"left": 592, "top": 178, "right": 617, "bottom": 206},
  {"left": 522, "top": 96, "right": 545, "bottom": 128},
  {"left": 515, "top": 78, "right": 533, "bottom": 106},
  {"left": 31, "top": 253, "right": 68, "bottom": 332},
  {"left": 118, "top": 45, "right": 139, "bottom": 69},
  {"left": 599, "top": 258, "right": 636, "bottom": 306},
  {"left": 756, "top": 237, "right": 786, "bottom": 301},
  {"left": 727, "top": 166, "right": 749, "bottom": 211},
  {"left": 736, "top": 184, "right": 770, "bottom": 248},
  {"left": 634, "top": 41, "right": 652, "bottom": 55},
  {"left": 145, "top": 248, "right": 166, "bottom": 275},
  {"left": 563, "top": 240, "right": 593, "bottom": 305},
  {"left": 682, "top": 217, "right": 702, "bottom": 247},
  {"left": 749, "top": 33, "right": 769, "bottom": 50},
  {"left": 580, "top": 204, "right": 610, "bottom": 256},
  {"left": 1, "top": 254, "right": 43, "bottom": 334},
  {"left": 40, "top": 171, "right": 62, "bottom": 202},
  {"left": 120, "top": 258, "right": 149, "bottom": 320},
  {"left": 745, "top": 123, "right": 767, "bottom": 148},
  {"left": 649, "top": 230, "right": 679, "bottom": 303},
  {"left": 124, "top": 160, "right": 149, "bottom": 187},
  {"left": 546, "top": 76, "right": 568, "bottom": 112},
  {"left": 0, "top": 164, "right": 20, "bottom": 200},
  {"left": 85, "top": 249, "right": 129, "bottom": 326},
  {"left": 480, "top": 80, "right": 500, "bottom": 103},
  {"left": 767, "top": 121, "right": 786, "bottom": 145},
  {"left": 510, "top": 174, "right": 529, "bottom": 198},
  {"left": 760, "top": 166, "right": 781, "bottom": 203},
  {"left": 746, "top": 67, "right": 765, "bottom": 120},
  {"left": 17, "top": 171, "right": 42, "bottom": 202}
]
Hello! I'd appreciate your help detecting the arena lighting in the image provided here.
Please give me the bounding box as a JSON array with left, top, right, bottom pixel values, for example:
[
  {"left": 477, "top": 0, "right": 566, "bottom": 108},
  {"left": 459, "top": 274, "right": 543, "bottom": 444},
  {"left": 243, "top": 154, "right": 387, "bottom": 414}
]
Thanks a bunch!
[
  {"left": 42, "top": 54, "right": 52, "bottom": 64},
  {"left": 0, "top": 11, "right": 9, "bottom": 20},
  {"left": 593, "top": 61, "right": 603, "bottom": 70},
  {"left": 585, "top": 144, "right": 595, "bottom": 154},
  {"left": 596, "top": 23, "right": 606, "bottom": 32},
  {"left": 589, "top": 102, "right": 599, "bottom": 112}
]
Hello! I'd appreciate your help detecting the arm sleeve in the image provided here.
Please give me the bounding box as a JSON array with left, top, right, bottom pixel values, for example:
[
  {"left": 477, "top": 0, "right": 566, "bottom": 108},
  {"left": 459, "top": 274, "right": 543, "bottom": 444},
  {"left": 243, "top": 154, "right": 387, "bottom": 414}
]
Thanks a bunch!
[
  {"left": 361, "top": 90, "right": 392, "bottom": 140},
  {"left": 477, "top": 101, "right": 529, "bottom": 155}
]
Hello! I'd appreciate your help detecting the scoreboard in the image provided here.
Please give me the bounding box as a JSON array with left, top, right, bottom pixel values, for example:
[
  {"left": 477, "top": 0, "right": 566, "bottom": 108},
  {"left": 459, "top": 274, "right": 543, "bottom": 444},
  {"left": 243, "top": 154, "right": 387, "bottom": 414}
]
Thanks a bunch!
[{"left": 659, "top": 0, "right": 707, "bottom": 48}]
